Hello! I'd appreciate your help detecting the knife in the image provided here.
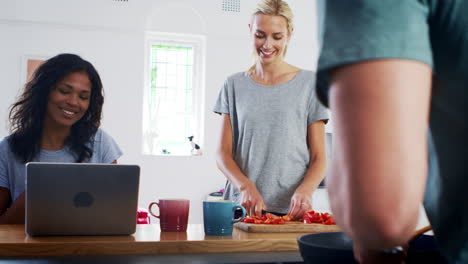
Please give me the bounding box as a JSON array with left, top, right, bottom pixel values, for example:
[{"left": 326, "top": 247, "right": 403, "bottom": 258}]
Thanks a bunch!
[{"left": 261, "top": 210, "right": 287, "bottom": 217}]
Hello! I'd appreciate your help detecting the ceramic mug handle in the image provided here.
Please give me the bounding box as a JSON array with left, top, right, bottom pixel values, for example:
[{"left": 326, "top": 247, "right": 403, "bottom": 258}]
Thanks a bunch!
[
  {"left": 232, "top": 205, "right": 246, "bottom": 223},
  {"left": 148, "top": 202, "right": 160, "bottom": 219}
]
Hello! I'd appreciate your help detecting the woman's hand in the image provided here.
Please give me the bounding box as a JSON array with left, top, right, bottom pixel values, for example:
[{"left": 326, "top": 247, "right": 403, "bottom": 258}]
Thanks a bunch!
[
  {"left": 287, "top": 189, "right": 312, "bottom": 220},
  {"left": 239, "top": 181, "right": 266, "bottom": 217},
  {"left": 0, "top": 190, "right": 25, "bottom": 224},
  {"left": 286, "top": 121, "right": 326, "bottom": 220},
  {"left": 216, "top": 114, "right": 266, "bottom": 217}
]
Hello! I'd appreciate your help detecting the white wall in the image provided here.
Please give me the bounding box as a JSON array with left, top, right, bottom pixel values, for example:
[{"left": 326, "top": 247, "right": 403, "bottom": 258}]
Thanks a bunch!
[{"left": 0, "top": 0, "right": 324, "bottom": 224}]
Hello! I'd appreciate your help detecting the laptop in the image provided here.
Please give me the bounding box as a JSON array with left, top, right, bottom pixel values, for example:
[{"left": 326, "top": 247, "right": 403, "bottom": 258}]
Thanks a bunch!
[{"left": 25, "top": 162, "right": 140, "bottom": 236}]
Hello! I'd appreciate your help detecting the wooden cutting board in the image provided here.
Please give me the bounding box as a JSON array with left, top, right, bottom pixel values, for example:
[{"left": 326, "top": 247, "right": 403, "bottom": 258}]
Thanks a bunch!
[{"left": 234, "top": 221, "right": 341, "bottom": 233}]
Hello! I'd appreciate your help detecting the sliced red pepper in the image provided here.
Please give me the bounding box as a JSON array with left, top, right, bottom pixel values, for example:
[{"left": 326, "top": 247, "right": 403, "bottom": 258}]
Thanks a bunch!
[
  {"left": 306, "top": 211, "right": 315, "bottom": 220},
  {"left": 242, "top": 217, "right": 255, "bottom": 223},
  {"left": 264, "top": 213, "right": 274, "bottom": 219},
  {"left": 274, "top": 218, "right": 285, "bottom": 224}
]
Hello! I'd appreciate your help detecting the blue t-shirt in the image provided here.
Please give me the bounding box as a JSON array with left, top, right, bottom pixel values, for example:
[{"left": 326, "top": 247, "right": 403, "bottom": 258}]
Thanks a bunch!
[
  {"left": 316, "top": 1, "right": 468, "bottom": 262},
  {"left": 0, "top": 129, "right": 123, "bottom": 203}
]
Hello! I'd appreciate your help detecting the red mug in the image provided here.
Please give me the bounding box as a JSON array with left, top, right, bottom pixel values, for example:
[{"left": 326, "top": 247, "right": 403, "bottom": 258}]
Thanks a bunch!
[{"left": 148, "top": 199, "right": 190, "bottom": 232}]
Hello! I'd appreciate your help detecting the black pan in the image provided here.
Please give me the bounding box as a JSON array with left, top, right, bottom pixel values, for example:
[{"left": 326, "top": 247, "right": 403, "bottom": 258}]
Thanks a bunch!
[
  {"left": 297, "top": 232, "right": 448, "bottom": 264},
  {"left": 298, "top": 232, "right": 355, "bottom": 264}
]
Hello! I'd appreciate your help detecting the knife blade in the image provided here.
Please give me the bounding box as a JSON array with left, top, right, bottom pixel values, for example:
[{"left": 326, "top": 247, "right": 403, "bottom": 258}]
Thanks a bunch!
[{"left": 261, "top": 210, "right": 287, "bottom": 217}]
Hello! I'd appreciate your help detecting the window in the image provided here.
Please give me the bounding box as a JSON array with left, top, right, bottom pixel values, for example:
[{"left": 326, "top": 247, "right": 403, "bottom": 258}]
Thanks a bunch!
[{"left": 142, "top": 32, "right": 206, "bottom": 156}]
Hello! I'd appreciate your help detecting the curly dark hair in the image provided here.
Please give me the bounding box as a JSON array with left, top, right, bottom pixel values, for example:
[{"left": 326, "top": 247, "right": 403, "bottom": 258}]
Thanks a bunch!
[{"left": 8, "top": 53, "right": 104, "bottom": 163}]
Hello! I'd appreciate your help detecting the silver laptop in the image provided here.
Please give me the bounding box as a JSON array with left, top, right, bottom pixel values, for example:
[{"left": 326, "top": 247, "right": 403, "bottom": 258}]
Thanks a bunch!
[{"left": 25, "top": 162, "right": 140, "bottom": 236}]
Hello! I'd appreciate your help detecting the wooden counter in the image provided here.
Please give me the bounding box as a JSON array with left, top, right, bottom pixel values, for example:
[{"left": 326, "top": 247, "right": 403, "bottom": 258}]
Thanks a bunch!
[{"left": 0, "top": 224, "right": 311, "bottom": 257}]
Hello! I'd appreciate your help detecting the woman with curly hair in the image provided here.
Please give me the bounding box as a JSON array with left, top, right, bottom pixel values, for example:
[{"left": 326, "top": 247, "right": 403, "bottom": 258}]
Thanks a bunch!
[{"left": 0, "top": 53, "right": 122, "bottom": 224}]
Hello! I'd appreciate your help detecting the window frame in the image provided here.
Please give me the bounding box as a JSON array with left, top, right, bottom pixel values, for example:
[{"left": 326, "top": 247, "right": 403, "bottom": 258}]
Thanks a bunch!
[{"left": 142, "top": 31, "right": 206, "bottom": 156}]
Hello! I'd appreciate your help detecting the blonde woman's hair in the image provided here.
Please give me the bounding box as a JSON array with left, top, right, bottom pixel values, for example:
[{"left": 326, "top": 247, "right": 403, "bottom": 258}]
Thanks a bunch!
[{"left": 247, "top": 0, "right": 294, "bottom": 74}]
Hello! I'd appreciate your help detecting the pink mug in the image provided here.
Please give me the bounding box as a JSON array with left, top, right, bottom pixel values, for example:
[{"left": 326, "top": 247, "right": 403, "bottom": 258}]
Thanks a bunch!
[{"left": 148, "top": 199, "right": 190, "bottom": 232}]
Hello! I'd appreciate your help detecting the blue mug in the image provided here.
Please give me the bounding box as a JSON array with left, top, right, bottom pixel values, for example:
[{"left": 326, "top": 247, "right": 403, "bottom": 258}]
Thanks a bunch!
[{"left": 203, "top": 200, "right": 246, "bottom": 236}]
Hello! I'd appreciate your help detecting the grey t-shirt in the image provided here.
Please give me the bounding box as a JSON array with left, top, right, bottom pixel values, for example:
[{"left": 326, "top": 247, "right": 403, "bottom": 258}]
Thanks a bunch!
[
  {"left": 214, "top": 70, "right": 328, "bottom": 213},
  {"left": 0, "top": 129, "right": 123, "bottom": 203}
]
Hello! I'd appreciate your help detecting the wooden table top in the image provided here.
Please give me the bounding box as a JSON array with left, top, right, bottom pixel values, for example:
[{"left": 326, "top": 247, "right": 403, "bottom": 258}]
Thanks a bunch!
[{"left": 0, "top": 224, "right": 312, "bottom": 257}]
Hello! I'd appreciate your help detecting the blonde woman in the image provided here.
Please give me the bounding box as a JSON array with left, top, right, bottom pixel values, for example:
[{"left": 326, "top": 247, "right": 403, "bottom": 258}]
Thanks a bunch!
[{"left": 214, "top": 0, "right": 328, "bottom": 219}]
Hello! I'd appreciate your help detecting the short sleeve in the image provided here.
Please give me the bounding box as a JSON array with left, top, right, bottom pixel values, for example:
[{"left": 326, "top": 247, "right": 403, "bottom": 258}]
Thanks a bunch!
[
  {"left": 316, "top": 0, "right": 433, "bottom": 107},
  {"left": 94, "top": 129, "right": 123, "bottom": 163},
  {"left": 213, "top": 78, "right": 230, "bottom": 115},
  {"left": 308, "top": 96, "right": 329, "bottom": 125}
]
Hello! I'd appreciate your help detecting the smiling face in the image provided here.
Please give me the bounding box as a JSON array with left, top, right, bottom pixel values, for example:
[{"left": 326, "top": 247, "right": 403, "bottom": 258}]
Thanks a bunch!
[
  {"left": 250, "top": 14, "right": 291, "bottom": 66},
  {"left": 44, "top": 71, "right": 91, "bottom": 129}
]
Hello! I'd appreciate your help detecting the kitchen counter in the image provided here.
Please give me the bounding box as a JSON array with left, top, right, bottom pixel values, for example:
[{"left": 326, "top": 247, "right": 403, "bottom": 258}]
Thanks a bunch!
[{"left": 0, "top": 224, "right": 308, "bottom": 263}]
